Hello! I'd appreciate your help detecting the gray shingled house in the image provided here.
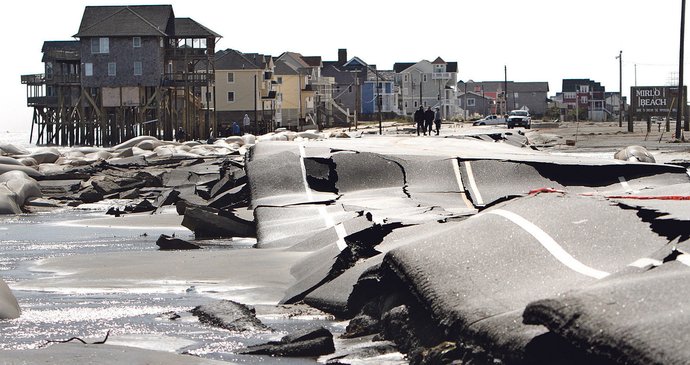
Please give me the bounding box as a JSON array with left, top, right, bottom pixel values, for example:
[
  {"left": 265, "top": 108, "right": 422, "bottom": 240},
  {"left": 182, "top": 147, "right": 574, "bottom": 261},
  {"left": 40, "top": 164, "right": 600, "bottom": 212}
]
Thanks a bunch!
[{"left": 22, "top": 5, "right": 220, "bottom": 146}]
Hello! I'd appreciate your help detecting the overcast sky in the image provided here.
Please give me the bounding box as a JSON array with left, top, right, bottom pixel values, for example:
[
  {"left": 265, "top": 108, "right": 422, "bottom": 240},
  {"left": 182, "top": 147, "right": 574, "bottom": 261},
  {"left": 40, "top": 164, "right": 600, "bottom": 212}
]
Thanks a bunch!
[{"left": 1, "top": 0, "right": 686, "bottom": 131}]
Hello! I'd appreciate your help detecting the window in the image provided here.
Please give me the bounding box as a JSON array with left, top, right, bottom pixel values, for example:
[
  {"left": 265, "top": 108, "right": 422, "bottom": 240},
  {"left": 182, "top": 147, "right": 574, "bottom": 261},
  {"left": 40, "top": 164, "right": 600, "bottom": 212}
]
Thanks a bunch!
[
  {"left": 84, "top": 63, "right": 93, "bottom": 76},
  {"left": 423, "top": 74, "right": 428, "bottom": 82},
  {"left": 227, "top": 72, "right": 234, "bottom": 83},
  {"left": 45, "top": 62, "right": 53, "bottom": 79},
  {"left": 276, "top": 77, "right": 283, "bottom": 84},
  {"left": 404, "top": 74, "right": 409, "bottom": 82},
  {"left": 467, "top": 98, "right": 476, "bottom": 107},
  {"left": 348, "top": 85, "right": 352, "bottom": 93},
  {"left": 514, "top": 92, "right": 519, "bottom": 99},
  {"left": 227, "top": 91, "right": 235, "bottom": 102},
  {"left": 91, "top": 37, "right": 109, "bottom": 54},
  {"left": 133, "top": 61, "right": 142, "bottom": 76},
  {"left": 133, "top": 37, "right": 141, "bottom": 48},
  {"left": 108, "top": 62, "right": 116, "bottom": 76}
]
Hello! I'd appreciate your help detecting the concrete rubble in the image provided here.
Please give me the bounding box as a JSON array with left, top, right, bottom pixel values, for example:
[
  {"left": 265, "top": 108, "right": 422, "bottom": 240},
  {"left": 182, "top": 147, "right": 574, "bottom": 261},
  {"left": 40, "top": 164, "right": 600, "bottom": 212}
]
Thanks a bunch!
[{"left": 1, "top": 125, "right": 689, "bottom": 364}]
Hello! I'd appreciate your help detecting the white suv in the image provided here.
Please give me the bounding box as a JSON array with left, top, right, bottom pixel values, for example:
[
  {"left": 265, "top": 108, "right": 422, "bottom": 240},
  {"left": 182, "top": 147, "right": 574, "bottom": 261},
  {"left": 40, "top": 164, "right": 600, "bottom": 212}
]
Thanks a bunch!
[{"left": 507, "top": 110, "right": 531, "bottom": 129}]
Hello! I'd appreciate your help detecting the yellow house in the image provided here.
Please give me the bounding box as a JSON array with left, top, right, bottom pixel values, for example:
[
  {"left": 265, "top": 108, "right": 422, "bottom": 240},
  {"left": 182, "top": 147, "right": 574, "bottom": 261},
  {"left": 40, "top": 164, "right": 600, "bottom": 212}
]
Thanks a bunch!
[
  {"left": 207, "top": 49, "right": 277, "bottom": 135},
  {"left": 274, "top": 52, "right": 317, "bottom": 129}
]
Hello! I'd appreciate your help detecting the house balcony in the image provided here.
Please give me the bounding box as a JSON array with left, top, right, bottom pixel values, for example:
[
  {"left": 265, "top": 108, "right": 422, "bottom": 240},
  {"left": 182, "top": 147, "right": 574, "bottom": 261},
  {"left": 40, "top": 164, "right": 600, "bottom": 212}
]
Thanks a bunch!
[
  {"left": 309, "top": 76, "right": 333, "bottom": 86},
  {"left": 162, "top": 72, "right": 214, "bottom": 87},
  {"left": 44, "top": 50, "right": 80, "bottom": 61},
  {"left": 432, "top": 72, "right": 452, "bottom": 80},
  {"left": 27, "top": 96, "right": 58, "bottom": 107},
  {"left": 46, "top": 74, "right": 81, "bottom": 85},
  {"left": 165, "top": 47, "right": 210, "bottom": 60},
  {"left": 21, "top": 74, "right": 45, "bottom": 85}
]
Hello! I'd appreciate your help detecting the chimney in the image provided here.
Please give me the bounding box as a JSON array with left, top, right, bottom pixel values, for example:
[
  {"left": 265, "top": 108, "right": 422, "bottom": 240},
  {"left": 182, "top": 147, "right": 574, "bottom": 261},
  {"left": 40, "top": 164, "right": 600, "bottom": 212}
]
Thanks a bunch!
[{"left": 338, "top": 48, "right": 347, "bottom": 64}]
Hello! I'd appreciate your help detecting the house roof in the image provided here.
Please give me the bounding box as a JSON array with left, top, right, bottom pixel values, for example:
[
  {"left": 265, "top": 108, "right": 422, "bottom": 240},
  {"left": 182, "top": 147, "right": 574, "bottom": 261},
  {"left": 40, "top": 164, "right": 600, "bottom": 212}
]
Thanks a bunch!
[
  {"left": 41, "top": 41, "right": 80, "bottom": 62},
  {"left": 301, "top": 56, "right": 322, "bottom": 67},
  {"left": 278, "top": 52, "right": 311, "bottom": 70},
  {"left": 457, "top": 90, "right": 492, "bottom": 99},
  {"left": 562, "top": 78, "right": 605, "bottom": 92},
  {"left": 343, "top": 57, "right": 368, "bottom": 69},
  {"left": 393, "top": 62, "right": 415, "bottom": 73},
  {"left": 173, "top": 17, "right": 220, "bottom": 38},
  {"left": 431, "top": 57, "right": 446, "bottom": 64},
  {"left": 215, "top": 49, "right": 271, "bottom": 70},
  {"left": 461, "top": 81, "right": 549, "bottom": 93},
  {"left": 74, "top": 5, "right": 173, "bottom": 37},
  {"left": 273, "top": 59, "right": 298, "bottom": 75}
]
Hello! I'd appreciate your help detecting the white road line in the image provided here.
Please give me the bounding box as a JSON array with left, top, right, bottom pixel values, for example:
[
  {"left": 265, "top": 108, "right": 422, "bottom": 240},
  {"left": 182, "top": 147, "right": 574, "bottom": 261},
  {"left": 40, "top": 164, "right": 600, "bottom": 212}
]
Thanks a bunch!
[
  {"left": 677, "top": 254, "right": 690, "bottom": 267},
  {"left": 298, "top": 144, "right": 314, "bottom": 201},
  {"left": 452, "top": 159, "right": 474, "bottom": 209},
  {"left": 618, "top": 176, "right": 632, "bottom": 193},
  {"left": 464, "top": 161, "right": 484, "bottom": 206},
  {"left": 483, "top": 209, "right": 610, "bottom": 279},
  {"left": 628, "top": 257, "right": 663, "bottom": 268},
  {"left": 299, "top": 143, "right": 347, "bottom": 251}
]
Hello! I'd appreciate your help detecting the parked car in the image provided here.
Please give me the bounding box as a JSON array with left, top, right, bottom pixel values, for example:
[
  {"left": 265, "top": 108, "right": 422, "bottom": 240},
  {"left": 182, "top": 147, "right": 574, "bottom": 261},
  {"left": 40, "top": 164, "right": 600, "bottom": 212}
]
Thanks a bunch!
[
  {"left": 472, "top": 115, "right": 507, "bottom": 126},
  {"left": 507, "top": 110, "right": 531, "bottom": 129}
]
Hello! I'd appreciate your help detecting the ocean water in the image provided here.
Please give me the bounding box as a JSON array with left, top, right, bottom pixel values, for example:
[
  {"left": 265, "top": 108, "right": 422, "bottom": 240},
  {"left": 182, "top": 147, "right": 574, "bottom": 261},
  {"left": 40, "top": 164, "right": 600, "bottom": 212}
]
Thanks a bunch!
[
  {"left": 0, "top": 131, "right": 34, "bottom": 150},
  {"left": 0, "top": 206, "right": 337, "bottom": 364}
]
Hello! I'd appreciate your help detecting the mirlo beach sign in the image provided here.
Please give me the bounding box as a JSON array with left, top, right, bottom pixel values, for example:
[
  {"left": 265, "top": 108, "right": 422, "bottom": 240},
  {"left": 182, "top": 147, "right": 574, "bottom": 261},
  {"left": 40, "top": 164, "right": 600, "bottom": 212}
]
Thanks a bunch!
[{"left": 631, "top": 86, "right": 686, "bottom": 117}]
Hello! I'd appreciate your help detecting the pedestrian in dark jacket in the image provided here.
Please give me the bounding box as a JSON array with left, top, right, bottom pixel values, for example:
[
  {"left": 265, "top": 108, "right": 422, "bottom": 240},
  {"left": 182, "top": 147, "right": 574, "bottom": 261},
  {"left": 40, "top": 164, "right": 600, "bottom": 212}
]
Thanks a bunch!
[
  {"left": 414, "top": 106, "right": 425, "bottom": 136},
  {"left": 424, "top": 107, "right": 434, "bottom": 135}
]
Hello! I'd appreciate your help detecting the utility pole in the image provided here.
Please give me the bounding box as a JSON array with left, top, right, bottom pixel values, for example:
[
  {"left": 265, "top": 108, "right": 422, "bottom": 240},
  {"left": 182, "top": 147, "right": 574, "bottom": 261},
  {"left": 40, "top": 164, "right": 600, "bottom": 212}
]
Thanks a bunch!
[
  {"left": 376, "top": 69, "right": 382, "bottom": 135},
  {"left": 355, "top": 70, "right": 360, "bottom": 130},
  {"left": 504, "top": 65, "right": 508, "bottom": 115},
  {"left": 254, "top": 74, "right": 258, "bottom": 134},
  {"left": 419, "top": 73, "right": 423, "bottom": 107},
  {"left": 464, "top": 81, "right": 468, "bottom": 120},
  {"left": 676, "top": 0, "right": 686, "bottom": 139},
  {"left": 616, "top": 50, "right": 624, "bottom": 129}
]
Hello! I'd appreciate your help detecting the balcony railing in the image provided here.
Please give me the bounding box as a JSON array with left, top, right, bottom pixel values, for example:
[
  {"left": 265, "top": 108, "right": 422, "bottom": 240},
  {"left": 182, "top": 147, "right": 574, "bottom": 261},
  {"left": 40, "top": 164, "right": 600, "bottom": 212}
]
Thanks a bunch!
[
  {"left": 44, "top": 50, "right": 80, "bottom": 61},
  {"left": 165, "top": 47, "right": 209, "bottom": 60},
  {"left": 432, "top": 72, "right": 452, "bottom": 80},
  {"left": 162, "top": 72, "right": 214, "bottom": 86},
  {"left": 21, "top": 74, "right": 45, "bottom": 85},
  {"left": 27, "top": 96, "right": 58, "bottom": 107},
  {"left": 46, "top": 74, "right": 81, "bottom": 85}
]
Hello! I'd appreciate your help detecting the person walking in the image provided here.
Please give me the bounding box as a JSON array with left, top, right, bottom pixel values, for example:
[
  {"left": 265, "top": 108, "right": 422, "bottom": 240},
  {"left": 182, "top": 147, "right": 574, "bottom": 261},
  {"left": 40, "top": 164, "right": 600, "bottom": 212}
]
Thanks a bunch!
[
  {"left": 232, "top": 121, "right": 241, "bottom": 136},
  {"left": 424, "top": 107, "right": 434, "bottom": 135},
  {"left": 175, "top": 127, "right": 186, "bottom": 142},
  {"left": 242, "top": 114, "right": 251, "bottom": 134},
  {"left": 414, "top": 106, "right": 425, "bottom": 136},
  {"left": 434, "top": 107, "right": 442, "bottom": 135}
]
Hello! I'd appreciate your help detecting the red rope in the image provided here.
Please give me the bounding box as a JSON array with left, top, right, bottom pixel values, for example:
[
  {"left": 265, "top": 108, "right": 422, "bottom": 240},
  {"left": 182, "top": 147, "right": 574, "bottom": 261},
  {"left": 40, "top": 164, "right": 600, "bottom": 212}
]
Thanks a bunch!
[{"left": 605, "top": 195, "right": 690, "bottom": 200}]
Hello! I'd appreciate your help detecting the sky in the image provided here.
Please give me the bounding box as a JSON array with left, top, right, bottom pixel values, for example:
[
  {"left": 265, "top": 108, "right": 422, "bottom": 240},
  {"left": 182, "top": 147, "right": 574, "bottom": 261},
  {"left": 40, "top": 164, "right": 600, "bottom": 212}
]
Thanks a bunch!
[{"left": 1, "top": 0, "right": 687, "bottom": 132}]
